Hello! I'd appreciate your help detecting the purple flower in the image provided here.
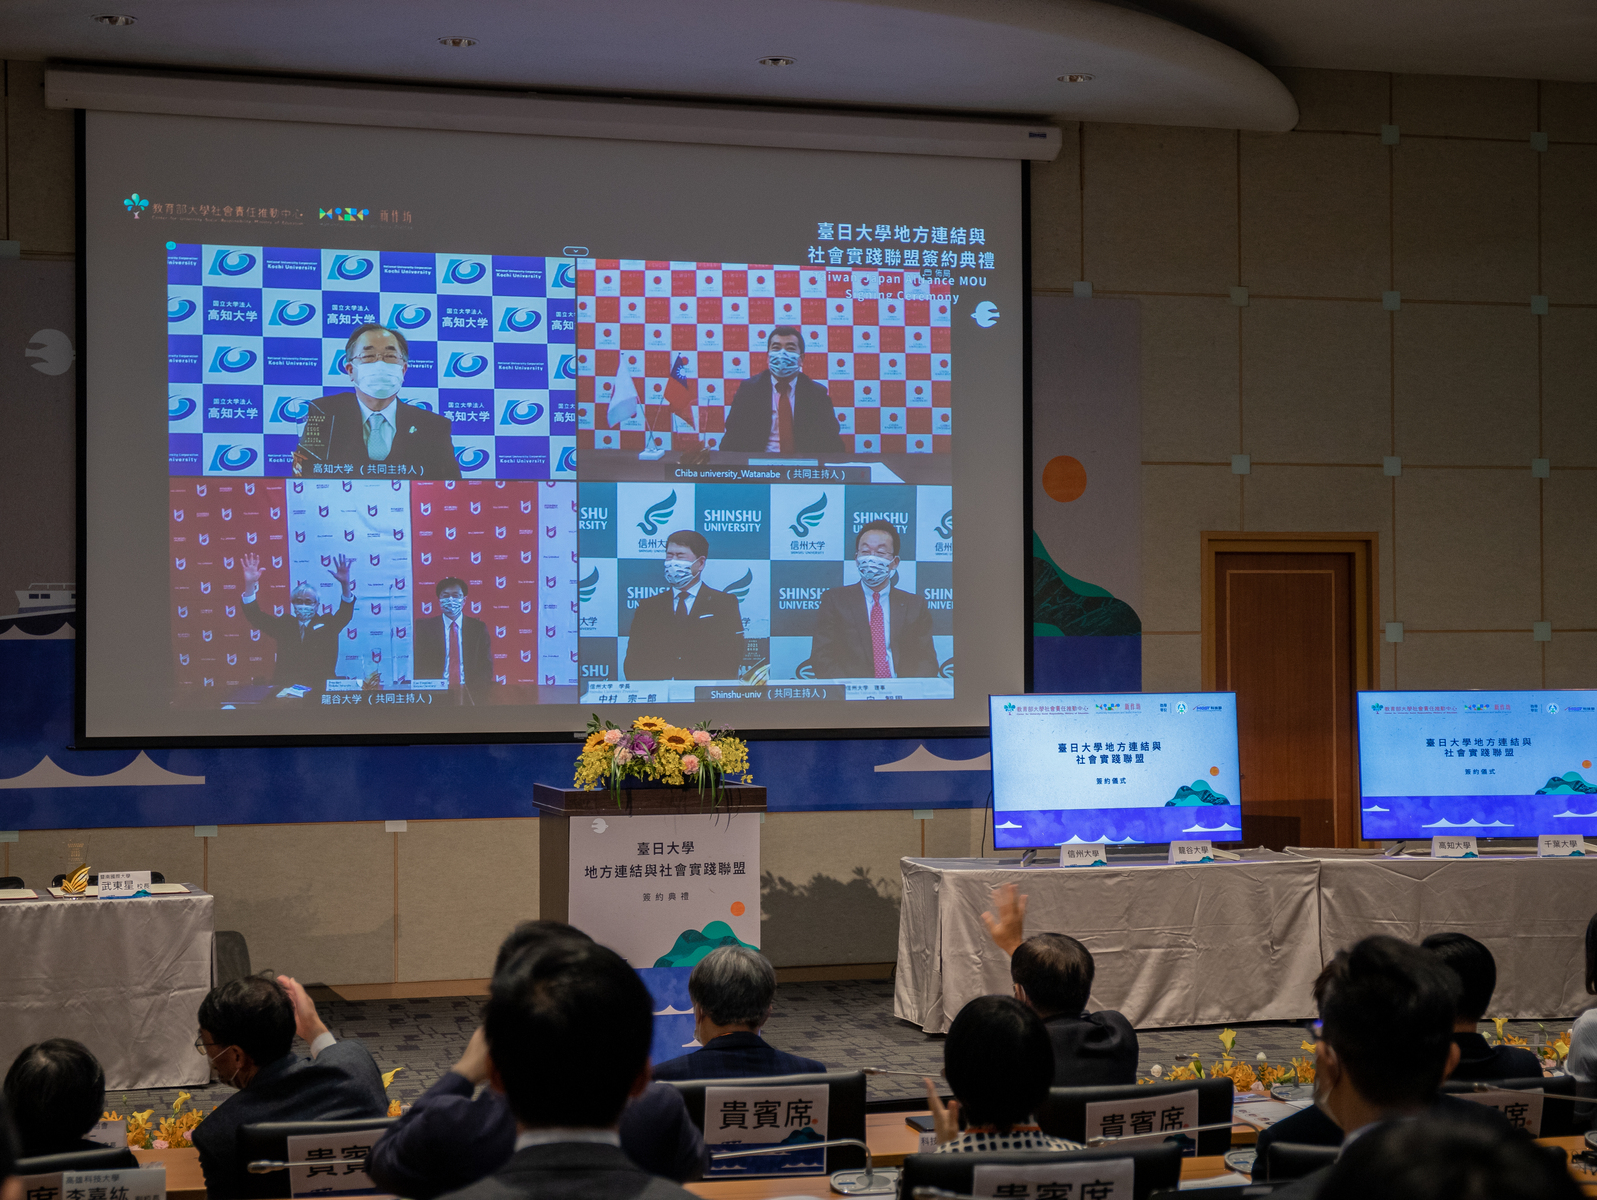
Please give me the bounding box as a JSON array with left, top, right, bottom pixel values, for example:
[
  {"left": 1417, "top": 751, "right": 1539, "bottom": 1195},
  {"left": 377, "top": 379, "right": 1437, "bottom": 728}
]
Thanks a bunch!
[{"left": 631, "top": 732, "right": 656, "bottom": 754}]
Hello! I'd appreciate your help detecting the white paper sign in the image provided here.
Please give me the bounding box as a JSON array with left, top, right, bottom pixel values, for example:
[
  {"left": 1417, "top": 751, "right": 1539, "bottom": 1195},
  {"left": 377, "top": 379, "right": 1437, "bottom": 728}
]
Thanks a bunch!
[
  {"left": 1083, "top": 1089, "right": 1198, "bottom": 1146},
  {"left": 85, "top": 1117, "right": 128, "bottom": 1147},
  {"left": 1060, "top": 844, "right": 1108, "bottom": 868},
  {"left": 1432, "top": 836, "right": 1479, "bottom": 859},
  {"left": 703, "top": 1084, "right": 828, "bottom": 1178},
  {"left": 1167, "top": 841, "right": 1213, "bottom": 865},
  {"left": 972, "top": 1158, "right": 1135, "bottom": 1198},
  {"left": 1538, "top": 835, "right": 1586, "bottom": 858},
  {"left": 97, "top": 871, "right": 152, "bottom": 899},
  {"left": 285, "top": 1129, "right": 386, "bottom": 1196},
  {"left": 20, "top": 1166, "right": 167, "bottom": 1200},
  {"left": 1460, "top": 1088, "right": 1543, "bottom": 1136}
]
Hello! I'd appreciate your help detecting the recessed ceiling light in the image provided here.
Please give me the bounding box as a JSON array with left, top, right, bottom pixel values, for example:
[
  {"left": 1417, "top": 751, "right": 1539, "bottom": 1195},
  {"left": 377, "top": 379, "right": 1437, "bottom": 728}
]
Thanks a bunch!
[
  {"left": 1058, "top": 73, "right": 1094, "bottom": 83},
  {"left": 758, "top": 56, "right": 796, "bottom": 67},
  {"left": 91, "top": 13, "right": 136, "bottom": 25},
  {"left": 438, "top": 36, "right": 477, "bottom": 48}
]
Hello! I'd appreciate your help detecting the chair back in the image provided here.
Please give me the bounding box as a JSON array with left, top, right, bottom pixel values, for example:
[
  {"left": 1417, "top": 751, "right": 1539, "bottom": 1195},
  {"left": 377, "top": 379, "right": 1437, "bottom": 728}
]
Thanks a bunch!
[
  {"left": 898, "top": 1144, "right": 1182, "bottom": 1200},
  {"left": 17, "top": 1147, "right": 138, "bottom": 1174},
  {"left": 1258, "top": 1141, "right": 1337, "bottom": 1181},
  {"left": 664, "top": 1070, "right": 865, "bottom": 1172},
  {"left": 1441, "top": 1073, "right": 1578, "bottom": 1137},
  {"left": 237, "top": 1117, "right": 396, "bottom": 1185},
  {"left": 0, "top": 875, "right": 24, "bottom": 889},
  {"left": 1035, "top": 1077, "right": 1234, "bottom": 1155}
]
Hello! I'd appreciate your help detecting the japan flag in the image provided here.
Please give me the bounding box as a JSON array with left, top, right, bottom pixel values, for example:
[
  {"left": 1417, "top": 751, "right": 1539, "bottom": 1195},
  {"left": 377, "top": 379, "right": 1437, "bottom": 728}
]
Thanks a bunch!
[{"left": 606, "top": 369, "right": 642, "bottom": 427}]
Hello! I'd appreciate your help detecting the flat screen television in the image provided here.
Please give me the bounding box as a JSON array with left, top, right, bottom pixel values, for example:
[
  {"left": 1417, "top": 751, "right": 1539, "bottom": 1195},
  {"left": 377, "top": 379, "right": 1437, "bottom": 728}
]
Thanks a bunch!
[
  {"left": 1357, "top": 689, "right": 1597, "bottom": 839},
  {"left": 988, "top": 692, "right": 1242, "bottom": 850}
]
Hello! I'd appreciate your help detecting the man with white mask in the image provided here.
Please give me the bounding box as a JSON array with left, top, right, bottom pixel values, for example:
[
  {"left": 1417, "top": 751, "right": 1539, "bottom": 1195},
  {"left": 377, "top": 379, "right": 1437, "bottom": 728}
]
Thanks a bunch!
[
  {"left": 239, "top": 550, "right": 356, "bottom": 689},
  {"left": 720, "top": 326, "right": 845, "bottom": 456},
  {"left": 810, "top": 519, "right": 937, "bottom": 679},
  {"left": 293, "top": 323, "right": 462, "bottom": 479},
  {"left": 623, "top": 530, "right": 746, "bottom": 682},
  {"left": 414, "top": 576, "right": 494, "bottom": 700}
]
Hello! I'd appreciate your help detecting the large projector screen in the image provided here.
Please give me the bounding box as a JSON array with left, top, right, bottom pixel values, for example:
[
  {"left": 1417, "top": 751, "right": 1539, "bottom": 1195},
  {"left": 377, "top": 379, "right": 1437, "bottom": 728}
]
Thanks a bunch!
[{"left": 80, "top": 94, "right": 1026, "bottom": 741}]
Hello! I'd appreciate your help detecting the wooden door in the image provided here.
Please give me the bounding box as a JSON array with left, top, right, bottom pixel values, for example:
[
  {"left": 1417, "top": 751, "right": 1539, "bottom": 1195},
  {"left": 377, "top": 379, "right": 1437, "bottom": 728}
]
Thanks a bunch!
[{"left": 1212, "top": 552, "right": 1358, "bottom": 849}]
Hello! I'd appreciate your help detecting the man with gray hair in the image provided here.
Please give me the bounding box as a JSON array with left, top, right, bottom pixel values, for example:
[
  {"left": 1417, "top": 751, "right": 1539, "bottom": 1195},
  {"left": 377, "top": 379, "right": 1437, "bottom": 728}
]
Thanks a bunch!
[
  {"left": 240, "top": 551, "right": 355, "bottom": 689},
  {"left": 652, "top": 946, "right": 825, "bottom": 1080}
]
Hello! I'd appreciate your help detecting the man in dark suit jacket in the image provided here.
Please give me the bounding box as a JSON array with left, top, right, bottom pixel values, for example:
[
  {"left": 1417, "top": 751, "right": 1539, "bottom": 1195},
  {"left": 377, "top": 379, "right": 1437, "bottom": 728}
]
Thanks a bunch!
[
  {"left": 368, "top": 921, "right": 704, "bottom": 1199},
  {"left": 1419, "top": 932, "right": 1543, "bottom": 1082},
  {"left": 294, "top": 324, "right": 461, "bottom": 479},
  {"left": 720, "top": 327, "right": 844, "bottom": 456},
  {"left": 192, "top": 976, "right": 387, "bottom": 1200},
  {"left": 652, "top": 947, "right": 825, "bottom": 1081},
  {"left": 980, "top": 884, "right": 1138, "bottom": 1087},
  {"left": 434, "top": 939, "right": 699, "bottom": 1200},
  {"left": 623, "top": 530, "right": 745, "bottom": 682},
  {"left": 809, "top": 520, "right": 937, "bottom": 679},
  {"left": 413, "top": 577, "right": 494, "bottom": 700},
  {"left": 238, "top": 552, "right": 355, "bottom": 688}
]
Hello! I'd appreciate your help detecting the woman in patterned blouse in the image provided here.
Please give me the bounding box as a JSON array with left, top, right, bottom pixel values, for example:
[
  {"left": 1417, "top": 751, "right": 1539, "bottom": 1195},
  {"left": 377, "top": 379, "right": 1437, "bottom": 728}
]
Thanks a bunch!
[{"left": 924, "top": 995, "right": 1084, "bottom": 1154}]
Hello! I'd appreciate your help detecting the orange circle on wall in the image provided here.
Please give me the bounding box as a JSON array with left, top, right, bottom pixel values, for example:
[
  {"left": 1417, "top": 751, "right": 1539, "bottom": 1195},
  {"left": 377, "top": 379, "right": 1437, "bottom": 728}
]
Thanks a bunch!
[
  {"left": 1585, "top": 760, "right": 1593, "bottom": 769},
  {"left": 1042, "top": 455, "right": 1088, "bottom": 503},
  {"left": 730, "top": 901, "right": 746, "bottom": 917},
  {"left": 1210, "top": 767, "right": 1220, "bottom": 776}
]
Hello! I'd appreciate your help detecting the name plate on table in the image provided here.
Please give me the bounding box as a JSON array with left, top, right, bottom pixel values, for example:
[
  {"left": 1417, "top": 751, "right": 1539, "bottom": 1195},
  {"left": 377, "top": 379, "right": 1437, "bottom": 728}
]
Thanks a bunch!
[
  {"left": 703, "top": 1084, "right": 828, "bottom": 1178},
  {"left": 973, "top": 1159, "right": 1134, "bottom": 1198},
  {"left": 20, "top": 1166, "right": 166, "bottom": 1200},
  {"left": 1461, "top": 1087, "right": 1544, "bottom": 1136},
  {"left": 1084, "top": 1088, "right": 1198, "bottom": 1149},
  {"left": 1061, "top": 843, "right": 1108, "bottom": 868},
  {"left": 98, "top": 870, "right": 152, "bottom": 898},
  {"left": 1539, "top": 834, "right": 1587, "bottom": 858},
  {"left": 86, "top": 1117, "right": 128, "bottom": 1147},
  {"left": 285, "top": 1130, "right": 384, "bottom": 1196},
  {"left": 1432, "top": 836, "right": 1479, "bottom": 859},
  {"left": 1168, "top": 840, "right": 1213, "bottom": 865}
]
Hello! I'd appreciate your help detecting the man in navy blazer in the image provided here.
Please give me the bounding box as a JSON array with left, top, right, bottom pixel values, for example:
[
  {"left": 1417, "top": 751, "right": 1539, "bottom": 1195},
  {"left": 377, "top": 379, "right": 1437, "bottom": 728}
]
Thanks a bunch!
[
  {"left": 719, "top": 328, "right": 845, "bottom": 456},
  {"left": 192, "top": 976, "right": 388, "bottom": 1200},
  {"left": 651, "top": 946, "right": 824, "bottom": 1081},
  {"left": 623, "top": 531, "right": 746, "bottom": 682},
  {"left": 808, "top": 520, "right": 938, "bottom": 680},
  {"left": 368, "top": 922, "right": 705, "bottom": 1198}
]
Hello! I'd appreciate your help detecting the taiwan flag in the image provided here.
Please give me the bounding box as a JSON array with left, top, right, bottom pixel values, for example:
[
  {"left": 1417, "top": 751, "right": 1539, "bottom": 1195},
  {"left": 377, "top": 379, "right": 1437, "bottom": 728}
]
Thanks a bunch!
[{"left": 663, "top": 353, "right": 696, "bottom": 430}]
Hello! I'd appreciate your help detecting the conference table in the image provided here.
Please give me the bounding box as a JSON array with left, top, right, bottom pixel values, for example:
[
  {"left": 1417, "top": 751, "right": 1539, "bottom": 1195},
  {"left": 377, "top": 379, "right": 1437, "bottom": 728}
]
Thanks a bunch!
[
  {"left": 896, "top": 850, "right": 1597, "bottom": 1033},
  {"left": 0, "top": 884, "right": 214, "bottom": 1089}
]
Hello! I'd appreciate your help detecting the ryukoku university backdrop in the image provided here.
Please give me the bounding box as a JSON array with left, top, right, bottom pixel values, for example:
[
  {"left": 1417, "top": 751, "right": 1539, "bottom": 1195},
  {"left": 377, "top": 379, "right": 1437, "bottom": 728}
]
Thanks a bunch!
[{"left": 164, "top": 244, "right": 579, "bottom": 480}]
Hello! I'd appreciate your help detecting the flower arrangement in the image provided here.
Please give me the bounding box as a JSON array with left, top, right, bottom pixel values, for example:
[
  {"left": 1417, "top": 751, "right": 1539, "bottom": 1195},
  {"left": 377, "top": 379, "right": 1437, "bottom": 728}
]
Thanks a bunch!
[
  {"left": 574, "top": 714, "right": 752, "bottom": 807},
  {"left": 105, "top": 1091, "right": 208, "bottom": 1150}
]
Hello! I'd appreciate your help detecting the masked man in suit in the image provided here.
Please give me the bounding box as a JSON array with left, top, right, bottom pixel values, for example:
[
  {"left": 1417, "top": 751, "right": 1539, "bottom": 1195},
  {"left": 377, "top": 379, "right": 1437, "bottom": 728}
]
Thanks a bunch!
[
  {"left": 294, "top": 324, "right": 461, "bottom": 479},
  {"left": 720, "top": 326, "right": 845, "bottom": 456},
  {"left": 623, "top": 531, "right": 746, "bottom": 682},
  {"left": 240, "top": 551, "right": 355, "bottom": 688},
  {"left": 414, "top": 577, "right": 493, "bottom": 701},
  {"left": 809, "top": 520, "right": 938, "bottom": 679}
]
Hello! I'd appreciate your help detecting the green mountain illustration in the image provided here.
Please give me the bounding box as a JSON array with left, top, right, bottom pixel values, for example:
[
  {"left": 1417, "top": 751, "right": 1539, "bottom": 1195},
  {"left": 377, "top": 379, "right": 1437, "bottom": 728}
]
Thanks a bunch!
[
  {"left": 653, "top": 920, "right": 760, "bottom": 968},
  {"left": 777, "top": 1126, "right": 824, "bottom": 1146},
  {"left": 1166, "top": 779, "right": 1231, "bottom": 807},
  {"left": 1032, "top": 532, "right": 1141, "bottom": 638},
  {"left": 1535, "top": 772, "right": 1597, "bottom": 795}
]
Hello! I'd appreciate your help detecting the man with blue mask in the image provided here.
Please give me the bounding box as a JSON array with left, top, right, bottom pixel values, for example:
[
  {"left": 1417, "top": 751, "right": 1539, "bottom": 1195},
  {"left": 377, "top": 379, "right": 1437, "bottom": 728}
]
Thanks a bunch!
[
  {"left": 810, "top": 519, "right": 937, "bottom": 680},
  {"left": 720, "top": 326, "right": 845, "bottom": 456},
  {"left": 240, "top": 551, "right": 356, "bottom": 691},
  {"left": 414, "top": 576, "right": 494, "bottom": 701},
  {"left": 293, "top": 324, "right": 462, "bottom": 479},
  {"left": 623, "top": 530, "right": 746, "bottom": 682}
]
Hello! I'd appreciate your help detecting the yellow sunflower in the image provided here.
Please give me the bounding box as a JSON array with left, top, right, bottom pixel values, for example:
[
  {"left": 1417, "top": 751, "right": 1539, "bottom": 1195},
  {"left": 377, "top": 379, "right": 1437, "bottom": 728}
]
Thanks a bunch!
[
  {"left": 658, "top": 728, "right": 694, "bottom": 752},
  {"left": 584, "top": 731, "right": 607, "bottom": 751},
  {"left": 634, "top": 715, "right": 669, "bottom": 732}
]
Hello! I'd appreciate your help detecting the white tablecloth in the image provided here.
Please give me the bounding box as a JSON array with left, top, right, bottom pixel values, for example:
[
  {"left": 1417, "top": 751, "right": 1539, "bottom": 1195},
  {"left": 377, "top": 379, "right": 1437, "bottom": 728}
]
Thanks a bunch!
[{"left": 0, "top": 887, "right": 214, "bottom": 1089}]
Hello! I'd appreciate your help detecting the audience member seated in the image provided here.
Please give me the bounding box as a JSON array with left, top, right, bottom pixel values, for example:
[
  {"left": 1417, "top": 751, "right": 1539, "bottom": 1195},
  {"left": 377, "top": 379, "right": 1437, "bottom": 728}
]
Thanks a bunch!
[
  {"left": 1, "top": 1096, "right": 22, "bottom": 1200},
  {"left": 1261, "top": 936, "right": 1517, "bottom": 1199},
  {"left": 368, "top": 921, "right": 704, "bottom": 1197},
  {"left": 1565, "top": 911, "right": 1597, "bottom": 1088},
  {"left": 3, "top": 1040, "right": 137, "bottom": 1165},
  {"left": 980, "top": 883, "right": 1137, "bottom": 1085},
  {"left": 650, "top": 946, "right": 824, "bottom": 1081},
  {"left": 191, "top": 975, "right": 387, "bottom": 1200},
  {"left": 923, "top": 995, "right": 1083, "bottom": 1154},
  {"left": 1418, "top": 932, "right": 1541, "bottom": 1081},
  {"left": 434, "top": 939, "right": 699, "bottom": 1200},
  {"left": 1315, "top": 1111, "right": 1580, "bottom": 1200}
]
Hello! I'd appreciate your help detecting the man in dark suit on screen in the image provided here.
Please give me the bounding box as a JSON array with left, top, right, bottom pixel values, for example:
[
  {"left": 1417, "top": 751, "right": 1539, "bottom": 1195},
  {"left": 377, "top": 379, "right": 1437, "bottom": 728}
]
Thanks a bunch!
[
  {"left": 414, "top": 577, "right": 493, "bottom": 701},
  {"left": 193, "top": 976, "right": 387, "bottom": 1200},
  {"left": 719, "top": 326, "right": 845, "bottom": 456},
  {"left": 809, "top": 520, "right": 938, "bottom": 679},
  {"left": 623, "top": 530, "right": 746, "bottom": 682},
  {"left": 294, "top": 323, "right": 461, "bottom": 479},
  {"left": 239, "top": 551, "right": 355, "bottom": 688}
]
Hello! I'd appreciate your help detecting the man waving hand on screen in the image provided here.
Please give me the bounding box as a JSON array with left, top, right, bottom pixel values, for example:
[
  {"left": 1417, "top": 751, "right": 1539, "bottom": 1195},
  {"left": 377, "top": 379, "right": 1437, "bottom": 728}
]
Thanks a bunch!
[{"left": 240, "top": 552, "right": 356, "bottom": 690}]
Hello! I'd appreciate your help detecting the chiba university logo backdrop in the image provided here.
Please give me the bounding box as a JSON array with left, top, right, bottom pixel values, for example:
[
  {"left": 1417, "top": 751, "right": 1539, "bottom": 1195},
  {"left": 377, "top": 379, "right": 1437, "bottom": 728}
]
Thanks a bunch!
[
  {"left": 165, "top": 244, "right": 577, "bottom": 479},
  {"left": 574, "top": 262, "right": 952, "bottom": 455}
]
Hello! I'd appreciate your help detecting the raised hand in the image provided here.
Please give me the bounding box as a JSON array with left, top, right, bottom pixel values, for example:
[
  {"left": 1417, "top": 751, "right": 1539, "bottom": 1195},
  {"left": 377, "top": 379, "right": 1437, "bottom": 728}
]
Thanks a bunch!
[
  {"left": 329, "top": 554, "right": 355, "bottom": 592},
  {"left": 925, "top": 1077, "right": 962, "bottom": 1145},
  {"left": 241, "top": 552, "right": 263, "bottom": 586},
  {"left": 276, "top": 974, "right": 330, "bottom": 1045},
  {"left": 981, "top": 882, "right": 1028, "bottom": 956}
]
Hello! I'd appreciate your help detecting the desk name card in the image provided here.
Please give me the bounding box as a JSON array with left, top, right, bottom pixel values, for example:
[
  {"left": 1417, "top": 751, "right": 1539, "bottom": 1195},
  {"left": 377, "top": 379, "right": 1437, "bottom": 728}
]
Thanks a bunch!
[
  {"left": 1538, "top": 834, "right": 1586, "bottom": 858},
  {"left": 98, "top": 871, "right": 152, "bottom": 899},
  {"left": 1168, "top": 840, "right": 1213, "bottom": 865},
  {"left": 1431, "top": 836, "right": 1479, "bottom": 859},
  {"left": 1060, "top": 843, "right": 1108, "bottom": 868}
]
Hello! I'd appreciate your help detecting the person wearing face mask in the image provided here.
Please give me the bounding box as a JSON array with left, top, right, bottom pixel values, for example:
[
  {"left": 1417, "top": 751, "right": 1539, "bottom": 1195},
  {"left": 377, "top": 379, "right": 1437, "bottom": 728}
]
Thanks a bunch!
[
  {"left": 293, "top": 324, "right": 462, "bottom": 479},
  {"left": 191, "top": 975, "right": 387, "bottom": 1200},
  {"left": 622, "top": 530, "right": 746, "bottom": 682},
  {"left": 808, "top": 520, "right": 937, "bottom": 680},
  {"left": 240, "top": 551, "right": 356, "bottom": 690},
  {"left": 414, "top": 577, "right": 493, "bottom": 700},
  {"left": 719, "top": 327, "right": 846, "bottom": 456}
]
